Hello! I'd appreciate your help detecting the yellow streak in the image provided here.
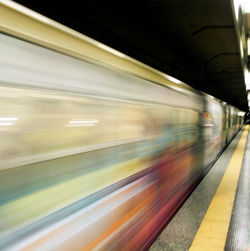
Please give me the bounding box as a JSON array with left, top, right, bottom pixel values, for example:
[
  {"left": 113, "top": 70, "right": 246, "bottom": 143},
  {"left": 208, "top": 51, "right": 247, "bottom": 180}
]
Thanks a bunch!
[
  {"left": 189, "top": 126, "right": 249, "bottom": 251},
  {"left": 0, "top": 158, "right": 147, "bottom": 235}
]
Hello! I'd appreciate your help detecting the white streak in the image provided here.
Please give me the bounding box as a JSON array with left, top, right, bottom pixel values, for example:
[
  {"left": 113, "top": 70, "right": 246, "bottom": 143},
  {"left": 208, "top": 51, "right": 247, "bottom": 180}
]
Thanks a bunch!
[
  {"left": 69, "top": 120, "right": 98, "bottom": 124},
  {"left": 0, "top": 117, "right": 18, "bottom": 121},
  {"left": 0, "top": 122, "right": 13, "bottom": 126}
]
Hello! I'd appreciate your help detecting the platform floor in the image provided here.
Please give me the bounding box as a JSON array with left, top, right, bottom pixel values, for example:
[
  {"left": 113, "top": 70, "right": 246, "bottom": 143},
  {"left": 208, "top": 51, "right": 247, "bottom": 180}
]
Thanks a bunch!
[{"left": 150, "top": 126, "right": 249, "bottom": 251}]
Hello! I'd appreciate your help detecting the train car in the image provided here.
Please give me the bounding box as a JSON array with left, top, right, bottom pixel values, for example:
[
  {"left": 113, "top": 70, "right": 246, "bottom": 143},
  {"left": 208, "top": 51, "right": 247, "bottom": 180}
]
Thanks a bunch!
[
  {"left": 0, "top": 1, "right": 245, "bottom": 250},
  {"left": 224, "top": 103, "right": 231, "bottom": 145},
  {"left": 202, "top": 94, "right": 225, "bottom": 168}
]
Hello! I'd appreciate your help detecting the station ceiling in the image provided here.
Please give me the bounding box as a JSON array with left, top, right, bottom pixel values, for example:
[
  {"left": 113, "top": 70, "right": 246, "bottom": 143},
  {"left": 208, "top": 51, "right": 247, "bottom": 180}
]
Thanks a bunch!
[{"left": 16, "top": 0, "right": 249, "bottom": 111}]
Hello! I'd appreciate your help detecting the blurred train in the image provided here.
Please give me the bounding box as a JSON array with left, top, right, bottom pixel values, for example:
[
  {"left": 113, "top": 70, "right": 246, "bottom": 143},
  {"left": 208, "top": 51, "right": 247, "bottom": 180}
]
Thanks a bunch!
[{"left": 0, "top": 1, "right": 245, "bottom": 250}]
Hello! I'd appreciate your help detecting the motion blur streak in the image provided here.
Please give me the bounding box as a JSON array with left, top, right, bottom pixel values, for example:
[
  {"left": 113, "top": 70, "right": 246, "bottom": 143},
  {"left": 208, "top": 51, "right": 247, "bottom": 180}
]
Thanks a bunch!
[{"left": 0, "top": 12, "right": 245, "bottom": 251}]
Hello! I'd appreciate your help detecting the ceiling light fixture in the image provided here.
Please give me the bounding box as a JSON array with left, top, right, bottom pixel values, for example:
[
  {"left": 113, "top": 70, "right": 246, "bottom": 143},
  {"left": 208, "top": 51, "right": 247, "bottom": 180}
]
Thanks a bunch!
[{"left": 243, "top": 0, "right": 250, "bottom": 13}]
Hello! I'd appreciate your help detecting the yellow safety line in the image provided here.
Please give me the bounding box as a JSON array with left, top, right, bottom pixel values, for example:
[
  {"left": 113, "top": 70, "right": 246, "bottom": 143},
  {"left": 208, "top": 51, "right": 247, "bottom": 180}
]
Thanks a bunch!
[{"left": 189, "top": 125, "right": 249, "bottom": 251}]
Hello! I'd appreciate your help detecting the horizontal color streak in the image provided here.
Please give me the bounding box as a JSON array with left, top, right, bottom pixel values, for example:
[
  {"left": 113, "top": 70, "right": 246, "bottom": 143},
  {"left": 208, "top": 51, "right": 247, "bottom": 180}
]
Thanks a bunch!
[{"left": 0, "top": 158, "right": 148, "bottom": 236}]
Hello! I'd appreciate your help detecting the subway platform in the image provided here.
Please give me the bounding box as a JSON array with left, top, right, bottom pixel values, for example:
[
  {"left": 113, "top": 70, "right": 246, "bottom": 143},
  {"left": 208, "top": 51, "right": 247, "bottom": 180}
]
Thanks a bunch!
[{"left": 150, "top": 125, "right": 250, "bottom": 251}]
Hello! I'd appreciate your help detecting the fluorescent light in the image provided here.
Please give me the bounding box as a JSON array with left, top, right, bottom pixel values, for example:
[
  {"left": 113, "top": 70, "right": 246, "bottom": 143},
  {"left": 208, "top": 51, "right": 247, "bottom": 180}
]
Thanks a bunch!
[
  {"left": 0, "top": 117, "right": 18, "bottom": 121},
  {"left": 1, "top": 0, "right": 54, "bottom": 24},
  {"left": 246, "top": 70, "right": 250, "bottom": 90},
  {"left": 233, "top": 0, "right": 241, "bottom": 20},
  {"left": 247, "top": 81, "right": 250, "bottom": 90},
  {"left": 67, "top": 119, "right": 98, "bottom": 127},
  {"left": 67, "top": 124, "right": 96, "bottom": 127},
  {"left": 244, "top": 0, "right": 250, "bottom": 12},
  {"left": 0, "top": 122, "right": 13, "bottom": 126},
  {"left": 232, "top": 0, "right": 250, "bottom": 17},
  {"left": 69, "top": 120, "right": 98, "bottom": 124},
  {"left": 165, "top": 75, "right": 183, "bottom": 85},
  {"left": 97, "top": 43, "right": 125, "bottom": 58},
  {"left": 248, "top": 39, "right": 250, "bottom": 55}
]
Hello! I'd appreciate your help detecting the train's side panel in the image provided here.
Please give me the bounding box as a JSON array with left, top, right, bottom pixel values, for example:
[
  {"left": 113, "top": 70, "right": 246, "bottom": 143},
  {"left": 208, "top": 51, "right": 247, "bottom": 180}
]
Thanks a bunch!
[
  {"left": 229, "top": 106, "right": 238, "bottom": 139},
  {"left": 236, "top": 110, "right": 244, "bottom": 131},
  {"left": 239, "top": 111, "right": 244, "bottom": 128},
  {"left": 222, "top": 103, "right": 229, "bottom": 146},
  {"left": 0, "top": 34, "right": 204, "bottom": 250},
  {"left": 203, "top": 96, "right": 224, "bottom": 168},
  {"left": 225, "top": 105, "right": 231, "bottom": 144}
]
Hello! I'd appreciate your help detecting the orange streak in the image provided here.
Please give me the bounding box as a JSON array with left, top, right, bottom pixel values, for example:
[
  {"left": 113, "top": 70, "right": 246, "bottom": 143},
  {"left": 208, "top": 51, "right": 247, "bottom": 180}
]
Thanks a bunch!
[
  {"left": 81, "top": 186, "right": 155, "bottom": 251},
  {"left": 22, "top": 180, "right": 145, "bottom": 251}
]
